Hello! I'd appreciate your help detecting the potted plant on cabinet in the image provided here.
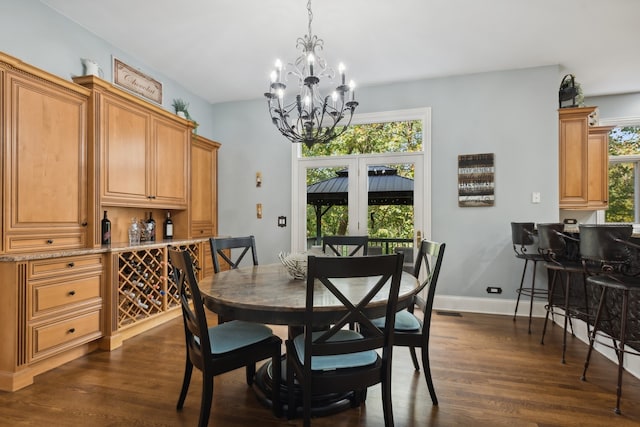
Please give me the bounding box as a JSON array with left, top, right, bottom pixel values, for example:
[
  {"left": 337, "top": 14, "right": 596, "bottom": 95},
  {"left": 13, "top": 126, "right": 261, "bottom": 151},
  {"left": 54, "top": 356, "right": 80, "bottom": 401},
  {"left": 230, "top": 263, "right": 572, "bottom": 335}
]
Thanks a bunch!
[{"left": 172, "top": 98, "right": 199, "bottom": 133}]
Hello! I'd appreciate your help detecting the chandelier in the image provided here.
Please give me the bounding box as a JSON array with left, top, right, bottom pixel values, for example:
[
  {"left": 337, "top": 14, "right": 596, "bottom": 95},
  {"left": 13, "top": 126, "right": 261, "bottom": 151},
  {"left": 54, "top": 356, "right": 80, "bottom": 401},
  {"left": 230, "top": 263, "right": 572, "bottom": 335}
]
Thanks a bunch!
[{"left": 264, "top": 0, "right": 358, "bottom": 147}]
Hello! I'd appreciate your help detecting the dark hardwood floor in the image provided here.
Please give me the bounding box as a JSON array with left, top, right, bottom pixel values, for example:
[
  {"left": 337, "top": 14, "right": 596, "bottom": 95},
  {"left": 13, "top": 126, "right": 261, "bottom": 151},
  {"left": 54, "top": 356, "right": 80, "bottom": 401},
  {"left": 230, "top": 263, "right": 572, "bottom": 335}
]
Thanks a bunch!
[{"left": 1, "top": 311, "right": 639, "bottom": 426}]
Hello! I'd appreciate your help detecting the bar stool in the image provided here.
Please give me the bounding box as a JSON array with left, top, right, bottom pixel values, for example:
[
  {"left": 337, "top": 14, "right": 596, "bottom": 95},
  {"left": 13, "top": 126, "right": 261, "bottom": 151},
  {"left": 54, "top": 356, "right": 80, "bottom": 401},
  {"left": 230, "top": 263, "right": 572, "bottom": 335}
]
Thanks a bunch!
[
  {"left": 510, "top": 222, "right": 547, "bottom": 334},
  {"left": 537, "top": 223, "right": 588, "bottom": 363},
  {"left": 578, "top": 224, "right": 640, "bottom": 415}
]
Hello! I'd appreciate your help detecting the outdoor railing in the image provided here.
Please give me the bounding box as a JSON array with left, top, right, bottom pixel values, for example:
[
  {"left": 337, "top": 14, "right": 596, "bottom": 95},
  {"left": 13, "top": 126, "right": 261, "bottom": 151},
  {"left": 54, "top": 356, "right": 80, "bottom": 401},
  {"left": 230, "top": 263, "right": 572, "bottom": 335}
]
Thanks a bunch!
[{"left": 307, "top": 237, "right": 413, "bottom": 254}]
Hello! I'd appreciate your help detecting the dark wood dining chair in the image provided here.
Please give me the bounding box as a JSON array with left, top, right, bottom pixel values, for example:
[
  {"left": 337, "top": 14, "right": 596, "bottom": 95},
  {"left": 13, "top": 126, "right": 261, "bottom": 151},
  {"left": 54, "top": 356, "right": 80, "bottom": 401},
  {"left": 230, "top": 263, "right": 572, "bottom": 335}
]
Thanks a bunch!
[
  {"left": 209, "top": 236, "right": 259, "bottom": 324},
  {"left": 286, "top": 253, "right": 404, "bottom": 427},
  {"left": 371, "top": 239, "right": 445, "bottom": 405},
  {"left": 322, "top": 235, "right": 369, "bottom": 256},
  {"left": 209, "top": 235, "right": 258, "bottom": 273},
  {"left": 168, "top": 248, "right": 282, "bottom": 427}
]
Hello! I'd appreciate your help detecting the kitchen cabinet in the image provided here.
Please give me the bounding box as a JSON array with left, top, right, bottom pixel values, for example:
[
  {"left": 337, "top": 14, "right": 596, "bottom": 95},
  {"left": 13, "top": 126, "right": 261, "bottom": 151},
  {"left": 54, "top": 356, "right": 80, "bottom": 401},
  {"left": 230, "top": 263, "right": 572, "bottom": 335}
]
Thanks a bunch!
[
  {"left": 2, "top": 61, "right": 90, "bottom": 253},
  {"left": 0, "top": 253, "right": 103, "bottom": 391},
  {"left": 190, "top": 134, "right": 220, "bottom": 239},
  {"left": 559, "top": 107, "right": 613, "bottom": 209},
  {"left": 73, "top": 75, "right": 192, "bottom": 246}
]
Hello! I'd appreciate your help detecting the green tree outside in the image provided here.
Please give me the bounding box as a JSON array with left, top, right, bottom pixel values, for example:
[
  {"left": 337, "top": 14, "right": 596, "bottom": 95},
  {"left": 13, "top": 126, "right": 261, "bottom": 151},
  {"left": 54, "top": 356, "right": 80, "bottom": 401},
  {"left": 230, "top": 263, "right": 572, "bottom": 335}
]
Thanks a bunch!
[{"left": 607, "top": 126, "right": 640, "bottom": 223}]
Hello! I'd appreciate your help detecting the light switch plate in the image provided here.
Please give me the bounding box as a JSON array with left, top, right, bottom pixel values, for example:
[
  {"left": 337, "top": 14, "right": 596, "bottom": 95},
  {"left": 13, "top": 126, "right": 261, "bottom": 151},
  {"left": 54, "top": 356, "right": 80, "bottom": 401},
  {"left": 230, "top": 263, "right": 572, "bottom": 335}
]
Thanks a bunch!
[{"left": 532, "top": 192, "right": 541, "bottom": 203}]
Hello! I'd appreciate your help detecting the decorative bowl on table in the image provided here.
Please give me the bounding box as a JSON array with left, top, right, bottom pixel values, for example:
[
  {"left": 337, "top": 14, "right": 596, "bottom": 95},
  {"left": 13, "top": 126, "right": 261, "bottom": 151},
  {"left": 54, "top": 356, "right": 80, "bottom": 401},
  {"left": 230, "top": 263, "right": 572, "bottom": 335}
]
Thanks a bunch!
[{"left": 278, "top": 251, "right": 308, "bottom": 280}]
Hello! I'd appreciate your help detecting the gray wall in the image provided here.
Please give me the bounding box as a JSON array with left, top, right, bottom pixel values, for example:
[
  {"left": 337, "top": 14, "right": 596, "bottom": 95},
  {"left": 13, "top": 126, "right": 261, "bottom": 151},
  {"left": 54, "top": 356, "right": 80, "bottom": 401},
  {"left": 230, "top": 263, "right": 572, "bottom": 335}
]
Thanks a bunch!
[
  {"left": 209, "top": 66, "right": 561, "bottom": 303},
  {"left": 587, "top": 92, "right": 640, "bottom": 120}
]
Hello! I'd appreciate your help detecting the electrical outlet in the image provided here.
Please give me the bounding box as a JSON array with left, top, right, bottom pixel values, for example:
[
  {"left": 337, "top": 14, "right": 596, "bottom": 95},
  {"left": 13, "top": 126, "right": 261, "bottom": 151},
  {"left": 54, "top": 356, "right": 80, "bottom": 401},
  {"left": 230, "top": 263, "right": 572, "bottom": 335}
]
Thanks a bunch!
[{"left": 486, "top": 286, "right": 502, "bottom": 294}]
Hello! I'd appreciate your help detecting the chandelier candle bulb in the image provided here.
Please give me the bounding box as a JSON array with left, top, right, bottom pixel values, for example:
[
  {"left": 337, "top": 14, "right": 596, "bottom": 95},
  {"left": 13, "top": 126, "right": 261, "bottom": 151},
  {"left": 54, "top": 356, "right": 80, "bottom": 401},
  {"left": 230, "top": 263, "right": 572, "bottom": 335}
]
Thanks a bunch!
[
  {"left": 275, "top": 59, "right": 282, "bottom": 82},
  {"left": 339, "top": 63, "right": 345, "bottom": 85}
]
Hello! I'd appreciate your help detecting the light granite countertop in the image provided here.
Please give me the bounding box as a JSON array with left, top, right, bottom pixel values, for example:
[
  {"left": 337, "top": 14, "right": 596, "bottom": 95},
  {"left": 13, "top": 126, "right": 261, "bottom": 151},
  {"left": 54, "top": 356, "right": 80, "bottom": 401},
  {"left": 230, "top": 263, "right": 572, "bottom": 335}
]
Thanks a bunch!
[{"left": 0, "top": 237, "right": 210, "bottom": 262}]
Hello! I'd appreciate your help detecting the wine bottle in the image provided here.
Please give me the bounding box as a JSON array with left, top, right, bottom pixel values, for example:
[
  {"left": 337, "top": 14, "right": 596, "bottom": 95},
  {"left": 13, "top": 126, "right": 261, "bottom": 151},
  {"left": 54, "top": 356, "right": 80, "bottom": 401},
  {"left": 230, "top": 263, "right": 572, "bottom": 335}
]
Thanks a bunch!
[
  {"left": 101, "top": 210, "right": 111, "bottom": 245},
  {"left": 147, "top": 212, "right": 156, "bottom": 241},
  {"left": 163, "top": 211, "right": 173, "bottom": 239}
]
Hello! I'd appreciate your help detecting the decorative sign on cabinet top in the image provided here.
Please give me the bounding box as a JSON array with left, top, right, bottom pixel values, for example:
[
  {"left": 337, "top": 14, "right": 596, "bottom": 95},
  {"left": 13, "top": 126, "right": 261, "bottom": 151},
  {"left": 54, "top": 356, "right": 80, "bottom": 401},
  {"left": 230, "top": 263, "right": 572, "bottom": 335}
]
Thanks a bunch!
[{"left": 113, "top": 57, "right": 163, "bottom": 105}]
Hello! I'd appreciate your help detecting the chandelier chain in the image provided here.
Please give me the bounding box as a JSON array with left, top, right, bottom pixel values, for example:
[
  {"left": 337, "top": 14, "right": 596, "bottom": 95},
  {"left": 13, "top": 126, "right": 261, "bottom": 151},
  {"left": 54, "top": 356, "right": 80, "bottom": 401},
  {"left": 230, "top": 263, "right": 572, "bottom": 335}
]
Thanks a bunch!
[{"left": 307, "top": 0, "right": 313, "bottom": 39}]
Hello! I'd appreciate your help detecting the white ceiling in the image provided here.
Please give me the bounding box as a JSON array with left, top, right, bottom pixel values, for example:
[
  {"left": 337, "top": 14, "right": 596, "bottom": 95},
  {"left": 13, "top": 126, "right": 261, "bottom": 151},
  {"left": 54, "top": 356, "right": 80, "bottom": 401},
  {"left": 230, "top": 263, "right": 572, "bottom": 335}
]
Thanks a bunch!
[{"left": 40, "top": 0, "right": 640, "bottom": 104}]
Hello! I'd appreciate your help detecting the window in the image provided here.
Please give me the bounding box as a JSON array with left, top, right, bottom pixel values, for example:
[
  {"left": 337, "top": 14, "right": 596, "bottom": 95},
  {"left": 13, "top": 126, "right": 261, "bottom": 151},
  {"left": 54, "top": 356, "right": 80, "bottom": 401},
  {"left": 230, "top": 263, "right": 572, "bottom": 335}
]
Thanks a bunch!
[
  {"left": 290, "top": 108, "right": 431, "bottom": 253},
  {"left": 603, "top": 125, "right": 640, "bottom": 223}
]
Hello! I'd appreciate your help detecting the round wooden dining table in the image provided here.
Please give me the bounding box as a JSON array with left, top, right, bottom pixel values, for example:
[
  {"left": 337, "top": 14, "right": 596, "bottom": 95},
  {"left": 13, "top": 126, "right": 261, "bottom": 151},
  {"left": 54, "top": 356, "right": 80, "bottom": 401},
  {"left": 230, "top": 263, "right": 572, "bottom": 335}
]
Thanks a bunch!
[
  {"left": 198, "top": 262, "right": 420, "bottom": 327},
  {"left": 197, "top": 262, "right": 420, "bottom": 416}
]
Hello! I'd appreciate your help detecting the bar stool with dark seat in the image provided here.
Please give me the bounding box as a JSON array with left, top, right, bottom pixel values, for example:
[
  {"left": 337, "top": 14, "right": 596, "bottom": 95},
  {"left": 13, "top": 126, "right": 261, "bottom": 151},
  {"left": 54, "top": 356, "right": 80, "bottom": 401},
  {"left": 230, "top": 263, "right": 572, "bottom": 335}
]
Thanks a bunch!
[
  {"left": 537, "top": 222, "right": 588, "bottom": 363},
  {"left": 579, "top": 224, "right": 640, "bottom": 415},
  {"left": 510, "top": 222, "right": 547, "bottom": 334}
]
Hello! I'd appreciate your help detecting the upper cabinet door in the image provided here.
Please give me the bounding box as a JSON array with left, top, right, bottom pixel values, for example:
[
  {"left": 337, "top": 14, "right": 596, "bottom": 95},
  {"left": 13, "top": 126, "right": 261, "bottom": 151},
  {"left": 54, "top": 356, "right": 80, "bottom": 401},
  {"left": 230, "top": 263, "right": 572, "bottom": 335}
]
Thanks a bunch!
[
  {"left": 4, "top": 71, "right": 88, "bottom": 252},
  {"left": 190, "top": 135, "right": 220, "bottom": 237},
  {"left": 152, "top": 115, "right": 189, "bottom": 208},
  {"left": 100, "top": 94, "right": 151, "bottom": 205}
]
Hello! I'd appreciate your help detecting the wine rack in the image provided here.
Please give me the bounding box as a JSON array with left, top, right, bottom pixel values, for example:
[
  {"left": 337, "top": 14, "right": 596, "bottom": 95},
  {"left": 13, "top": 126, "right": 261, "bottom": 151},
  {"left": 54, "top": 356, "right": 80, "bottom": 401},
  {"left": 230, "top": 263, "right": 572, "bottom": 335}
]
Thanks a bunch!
[{"left": 116, "top": 244, "right": 202, "bottom": 329}]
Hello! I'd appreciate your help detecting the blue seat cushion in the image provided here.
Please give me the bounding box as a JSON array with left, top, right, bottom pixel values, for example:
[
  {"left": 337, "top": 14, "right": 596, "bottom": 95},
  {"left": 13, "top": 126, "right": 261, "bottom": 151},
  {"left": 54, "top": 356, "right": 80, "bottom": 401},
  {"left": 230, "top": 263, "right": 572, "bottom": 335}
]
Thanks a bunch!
[
  {"left": 206, "top": 320, "right": 275, "bottom": 354},
  {"left": 371, "top": 310, "right": 421, "bottom": 332},
  {"left": 293, "top": 330, "right": 378, "bottom": 371}
]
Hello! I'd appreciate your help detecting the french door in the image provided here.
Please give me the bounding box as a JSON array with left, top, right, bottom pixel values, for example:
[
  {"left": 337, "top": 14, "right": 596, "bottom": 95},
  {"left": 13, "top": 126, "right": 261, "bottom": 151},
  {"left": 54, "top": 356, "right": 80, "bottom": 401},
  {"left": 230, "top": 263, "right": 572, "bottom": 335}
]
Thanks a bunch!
[{"left": 292, "top": 152, "right": 425, "bottom": 257}]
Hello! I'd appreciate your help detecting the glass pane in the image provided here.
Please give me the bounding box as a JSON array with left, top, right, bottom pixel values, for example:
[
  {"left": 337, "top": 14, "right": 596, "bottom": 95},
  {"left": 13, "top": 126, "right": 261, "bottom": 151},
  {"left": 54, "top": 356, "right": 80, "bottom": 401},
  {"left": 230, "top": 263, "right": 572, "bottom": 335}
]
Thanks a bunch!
[
  {"left": 606, "top": 162, "right": 635, "bottom": 223},
  {"left": 367, "top": 163, "right": 414, "bottom": 256},
  {"left": 306, "top": 166, "right": 349, "bottom": 249},
  {"left": 607, "top": 126, "right": 640, "bottom": 223},
  {"left": 302, "top": 120, "right": 423, "bottom": 157}
]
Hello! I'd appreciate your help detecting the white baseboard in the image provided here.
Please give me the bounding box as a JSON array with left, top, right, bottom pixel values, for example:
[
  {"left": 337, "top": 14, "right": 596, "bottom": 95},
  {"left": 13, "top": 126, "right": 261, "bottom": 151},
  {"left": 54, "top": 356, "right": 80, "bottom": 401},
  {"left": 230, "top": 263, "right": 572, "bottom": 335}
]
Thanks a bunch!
[{"left": 433, "top": 295, "right": 640, "bottom": 380}]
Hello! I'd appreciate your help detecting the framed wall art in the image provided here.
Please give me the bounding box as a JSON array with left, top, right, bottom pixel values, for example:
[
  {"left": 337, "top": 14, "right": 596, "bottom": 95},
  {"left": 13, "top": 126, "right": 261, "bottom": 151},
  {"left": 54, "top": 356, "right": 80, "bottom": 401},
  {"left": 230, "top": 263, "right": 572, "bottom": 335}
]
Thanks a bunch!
[
  {"left": 112, "top": 57, "right": 163, "bottom": 105},
  {"left": 458, "top": 153, "right": 495, "bottom": 207}
]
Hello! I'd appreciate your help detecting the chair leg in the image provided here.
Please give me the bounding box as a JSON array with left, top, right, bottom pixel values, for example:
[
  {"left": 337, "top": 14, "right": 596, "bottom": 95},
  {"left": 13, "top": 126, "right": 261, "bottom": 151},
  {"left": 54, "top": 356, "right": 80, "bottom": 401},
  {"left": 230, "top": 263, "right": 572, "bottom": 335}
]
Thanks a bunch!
[
  {"left": 421, "top": 345, "right": 438, "bottom": 405},
  {"left": 303, "top": 380, "right": 312, "bottom": 427},
  {"left": 381, "top": 376, "right": 395, "bottom": 427},
  {"left": 527, "top": 260, "right": 538, "bottom": 334},
  {"left": 581, "top": 286, "right": 607, "bottom": 382},
  {"left": 513, "top": 259, "right": 528, "bottom": 322},
  {"left": 176, "top": 358, "right": 193, "bottom": 410},
  {"left": 245, "top": 362, "right": 256, "bottom": 386},
  {"left": 271, "top": 351, "right": 282, "bottom": 418},
  {"left": 286, "top": 355, "right": 296, "bottom": 420},
  {"left": 541, "top": 270, "right": 558, "bottom": 345},
  {"left": 409, "top": 347, "right": 420, "bottom": 371},
  {"left": 198, "top": 375, "right": 214, "bottom": 427},
  {"left": 613, "top": 289, "right": 630, "bottom": 415},
  {"left": 561, "top": 271, "right": 572, "bottom": 364}
]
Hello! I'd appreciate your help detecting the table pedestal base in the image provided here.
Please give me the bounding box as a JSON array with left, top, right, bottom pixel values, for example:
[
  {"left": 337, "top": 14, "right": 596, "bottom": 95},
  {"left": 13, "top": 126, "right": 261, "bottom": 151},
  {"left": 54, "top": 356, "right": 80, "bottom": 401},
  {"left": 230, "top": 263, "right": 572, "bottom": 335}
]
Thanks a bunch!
[{"left": 253, "top": 358, "right": 363, "bottom": 418}]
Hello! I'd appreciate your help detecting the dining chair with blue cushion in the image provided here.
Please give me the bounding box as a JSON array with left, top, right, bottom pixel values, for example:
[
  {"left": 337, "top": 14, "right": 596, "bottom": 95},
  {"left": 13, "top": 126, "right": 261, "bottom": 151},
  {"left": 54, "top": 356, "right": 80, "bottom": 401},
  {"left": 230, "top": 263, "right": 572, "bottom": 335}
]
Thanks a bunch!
[
  {"left": 322, "top": 235, "right": 369, "bottom": 256},
  {"left": 286, "top": 253, "right": 404, "bottom": 427},
  {"left": 371, "top": 239, "right": 445, "bottom": 405},
  {"left": 209, "top": 235, "right": 258, "bottom": 273},
  {"left": 168, "top": 248, "right": 282, "bottom": 427}
]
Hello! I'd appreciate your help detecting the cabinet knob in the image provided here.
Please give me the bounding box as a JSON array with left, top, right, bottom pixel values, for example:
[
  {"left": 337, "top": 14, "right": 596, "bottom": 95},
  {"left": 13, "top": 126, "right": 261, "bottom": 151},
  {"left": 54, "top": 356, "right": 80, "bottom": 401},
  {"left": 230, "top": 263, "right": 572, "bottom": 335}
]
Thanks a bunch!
[
  {"left": 69, "top": 290, "right": 76, "bottom": 296},
  {"left": 81, "top": 221, "right": 88, "bottom": 227},
  {"left": 68, "top": 262, "right": 75, "bottom": 268},
  {"left": 68, "top": 328, "right": 76, "bottom": 334},
  {"left": 46, "top": 239, "right": 54, "bottom": 244}
]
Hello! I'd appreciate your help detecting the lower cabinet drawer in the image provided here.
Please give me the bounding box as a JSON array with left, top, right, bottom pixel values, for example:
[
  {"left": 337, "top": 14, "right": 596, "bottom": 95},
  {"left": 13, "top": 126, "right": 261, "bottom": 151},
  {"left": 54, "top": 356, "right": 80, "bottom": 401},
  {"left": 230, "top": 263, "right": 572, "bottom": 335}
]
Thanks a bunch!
[
  {"left": 29, "top": 254, "right": 103, "bottom": 279},
  {"left": 31, "top": 275, "right": 102, "bottom": 318},
  {"left": 31, "top": 310, "right": 102, "bottom": 360},
  {"left": 191, "top": 227, "right": 214, "bottom": 237},
  {"left": 7, "top": 233, "right": 84, "bottom": 253}
]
